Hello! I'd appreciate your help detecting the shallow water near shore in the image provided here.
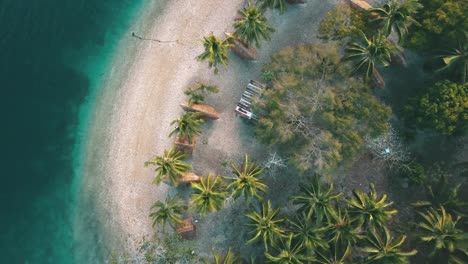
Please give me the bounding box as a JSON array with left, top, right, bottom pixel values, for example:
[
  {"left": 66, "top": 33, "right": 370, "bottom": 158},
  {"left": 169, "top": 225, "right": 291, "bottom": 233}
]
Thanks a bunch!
[{"left": 0, "top": 0, "right": 151, "bottom": 262}]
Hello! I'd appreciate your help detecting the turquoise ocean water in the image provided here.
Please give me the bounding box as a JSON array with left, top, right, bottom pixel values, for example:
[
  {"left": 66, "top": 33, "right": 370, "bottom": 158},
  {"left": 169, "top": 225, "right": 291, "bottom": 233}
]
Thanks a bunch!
[{"left": 0, "top": 0, "right": 151, "bottom": 262}]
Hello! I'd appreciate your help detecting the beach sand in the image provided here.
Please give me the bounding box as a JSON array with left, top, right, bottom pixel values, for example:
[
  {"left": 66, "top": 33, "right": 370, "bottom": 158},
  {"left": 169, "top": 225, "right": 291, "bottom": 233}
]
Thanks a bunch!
[{"left": 77, "top": 0, "right": 339, "bottom": 260}]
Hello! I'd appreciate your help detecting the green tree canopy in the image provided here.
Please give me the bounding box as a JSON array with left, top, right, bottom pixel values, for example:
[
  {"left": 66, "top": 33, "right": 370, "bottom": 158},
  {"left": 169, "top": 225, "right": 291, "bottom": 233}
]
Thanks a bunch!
[
  {"left": 190, "top": 174, "right": 227, "bottom": 215},
  {"left": 169, "top": 112, "right": 204, "bottom": 144},
  {"left": 255, "top": 43, "right": 391, "bottom": 173},
  {"left": 197, "top": 33, "right": 233, "bottom": 74},
  {"left": 233, "top": 2, "right": 275, "bottom": 48},
  {"left": 149, "top": 194, "right": 186, "bottom": 230},
  {"left": 404, "top": 80, "right": 467, "bottom": 135},
  {"left": 145, "top": 148, "right": 192, "bottom": 186},
  {"left": 318, "top": 5, "right": 367, "bottom": 42}
]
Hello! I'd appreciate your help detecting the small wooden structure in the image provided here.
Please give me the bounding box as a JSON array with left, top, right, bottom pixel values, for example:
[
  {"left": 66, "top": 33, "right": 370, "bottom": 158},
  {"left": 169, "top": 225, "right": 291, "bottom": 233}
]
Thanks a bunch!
[
  {"left": 349, "top": 0, "right": 372, "bottom": 10},
  {"left": 234, "top": 80, "right": 266, "bottom": 122},
  {"left": 174, "top": 134, "right": 196, "bottom": 154},
  {"left": 226, "top": 33, "right": 257, "bottom": 60},
  {"left": 180, "top": 101, "right": 220, "bottom": 120},
  {"left": 162, "top": 171, "right": 201, "bottom": 186},
  {"left": 176, "top": 218, "right": 196, "bottom": 239}
]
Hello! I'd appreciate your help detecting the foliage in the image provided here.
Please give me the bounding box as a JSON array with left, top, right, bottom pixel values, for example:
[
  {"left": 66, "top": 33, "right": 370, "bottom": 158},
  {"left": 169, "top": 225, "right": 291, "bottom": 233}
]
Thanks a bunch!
[
  {"left": 184, "top": 83, "right": 219, "bottom": 106},
  {"left": 318, "top": 5, "right": 367, "bottom": 42},
  {"left": 327, "top": 207, "right": 363, "bottom": 246},
  {"left": 145, "top": 147, "right": 191, "bottom": 186},
  {"left": 169, "top": 112, "right": 205, "bottom": 144},
  {"left": 264, "top": 233, "right": 315, "bottom": 263},
  {"left": 437, "top": 44, "right": 468, "bottom": 84},
  {"left": 316, "top": 242, "right": 352, "bottom": 264},
  {"left": 196, "top": 32, "right": 233, "bottom": 74},
  {"left": 369, "top": 0, "right": 423, "bottom": 41},
  {"left": 149, "top": 194, "right": 186, "bottom": 230},
  {"left": 245, "top": 200, "right": 286, "bottom": 250},
  {"left": 417, "top": 207, "right": 468, "bottom": 260},
  {"left": 190, "top": 174, "right": 227, "bottom": 215},
  {"left": 407, "top": 0, "right": 467, "bottom": 50},
  {"left": 290, "top": 176, "right": 343, "bottom": 224},
  {"left": 234, "top": 2, "right": 275, "bottom": 48},
  {"left": 257, "top": 0, "right": 287, "bottom": 14},
  {"left": 347, "top": 183, "right": 398, "bottom": 229},
  {"left": 204, "top": 247, "right": 242, "bottom": 264},
  {"left": 225, "top": 154, "right": 268, "bottom": 204},
  {"left": 288, "top": 212, "right": 329, "bottom": 252},
  {"left": 345, "top": 31, "right": 398, "bottom": 79},
  {"left": 404, "top": 80, "right": 468, "bottom": 135},
  {"left": 255, "top": 43, "right": 391, "bottom": 173},
  {"left": 159, "top": 234, "right": 201, "bottom": 264},
  {"left": 360, "top": 225, "right": 417, "bottom": 264},
  {"left": 401, "top": 161, "right": 426, "bottom": 185}
]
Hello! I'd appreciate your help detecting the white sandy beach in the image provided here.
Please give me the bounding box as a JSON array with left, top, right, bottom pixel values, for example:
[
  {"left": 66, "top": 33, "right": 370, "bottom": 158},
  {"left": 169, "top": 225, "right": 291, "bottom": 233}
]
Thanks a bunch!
[{"left": 77, "top": 0, "right": 339, "bottom": 259}]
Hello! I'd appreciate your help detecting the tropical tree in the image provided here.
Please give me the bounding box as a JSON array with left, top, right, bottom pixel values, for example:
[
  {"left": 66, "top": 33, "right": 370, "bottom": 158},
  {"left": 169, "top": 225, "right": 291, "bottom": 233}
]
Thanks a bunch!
[
  {"left": 327, "top": 207, "right": 363, "bottom": 246},
  {"left": 145, "top": 147, "right": 192, "bottom": 186},
  {"left": 417, "top": 206, "right": 468, "bottom": 261},
  {"left": 233, "top": 2, "right": 275, "bottom": 48},
  {"left": 346, "top": 183, "right": 398, "bottom": 229},
  {"left": 245, "top": 200, "right": 286, "bottom": 250},
  {"left": 169, "top": 112, "right": 204, "bottom": 144},
  {"left": 196, "top": 32, "right": 233, "bottom": 74},
  {"left": 265, "top": 233, "right": 315, "bottom": 263},
  {"left": 369, "top": 0, "right": 423, "bottom": 41},
  {"left": 316, "top": 243, "right": 352, "bottom": 264},
  {"left": 204, "top": 247, "right": 242, "bottom": 264},
  {"left": 184, "top": 83, "right": 219, "bottom": 106},
  {"left": 360, "top": 225, "right": 417, "bottom": 264},
  {"left": 257, "top": 0, "right": 287, "bottom": 14},
  {"left": 289, "top": 213, "right": 329, "bottom": 253},
  {"left": 437, "top": 44, "right": 467, "bottom": 84},
  {"left": 290, "top": 176, "right": 343, "bottom": 225},
  {"left": 225, "top": 154, "right": 267, "bottom": 204},
  {"left": 190, "top": 174, "right": 227, "bottom": 215},
  {"left": 345, "top": 31, "right": 397, "bottom": 80},
  {"left": 149, "top": 194, "right": 186, "bottom": 230}
]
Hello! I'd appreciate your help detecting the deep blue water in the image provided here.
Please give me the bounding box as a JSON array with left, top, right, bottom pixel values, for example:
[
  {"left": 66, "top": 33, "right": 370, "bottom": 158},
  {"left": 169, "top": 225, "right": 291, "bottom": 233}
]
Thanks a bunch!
[{"left": 0, "top": 0, "right": 143, "bottom": 262}]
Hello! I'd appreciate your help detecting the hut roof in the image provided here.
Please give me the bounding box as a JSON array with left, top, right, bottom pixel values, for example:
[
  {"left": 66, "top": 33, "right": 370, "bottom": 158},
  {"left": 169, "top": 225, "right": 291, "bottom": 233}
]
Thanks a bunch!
[
  {"left": 180, "top": 101, "right": 220, "bottom": 120},
  {"left": 349, "top": 0, "right": 372, "bottom": 10},
  {"left": 179, "top": 171, "right": 201, "bottom": 184}
]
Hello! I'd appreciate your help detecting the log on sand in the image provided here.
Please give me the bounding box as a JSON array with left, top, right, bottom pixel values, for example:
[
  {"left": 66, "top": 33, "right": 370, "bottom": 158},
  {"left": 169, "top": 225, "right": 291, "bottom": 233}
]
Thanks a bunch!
[
  {"left": 180, "top": 101, "right": 220, "bottom": 120},
  {"left": 176, "top": 218, "right": 196, "bottom": 239}
]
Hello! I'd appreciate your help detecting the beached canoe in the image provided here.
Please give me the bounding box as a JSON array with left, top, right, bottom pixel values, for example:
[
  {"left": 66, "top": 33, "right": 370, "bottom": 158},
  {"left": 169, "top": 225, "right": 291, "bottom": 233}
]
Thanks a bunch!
[{"left": 180, "top": 101, "right": 220, "bottom": 120}]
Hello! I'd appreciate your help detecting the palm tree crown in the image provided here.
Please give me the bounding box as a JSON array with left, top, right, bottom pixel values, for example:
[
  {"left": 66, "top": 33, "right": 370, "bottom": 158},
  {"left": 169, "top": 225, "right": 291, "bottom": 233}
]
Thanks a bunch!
[
  {"left": 327, "top": 207, "right": 363, "bottom": 246},
  {"left": 144, "top": 147, "right": 191, "bottom": 186},
  {"left": 289, "top": 213, "right": 329, "bottom": 252},
  {"left": 360, "top": 225, "right": 417, "bottom": 264},
  {"left": 184, "top": 83, "right": 219, "bottom": 106},
  {"left": 369, "top": 0, "right": 423, "bottom": 41},
  {"left": 290, "top": 176, "right": 343, "bottom": 225},
  {"left": 205, "top": 247, "right": 242, "bottom": 264},
  {"left": 417, "top": 206, "right": 467, "bottom": 258},
  {"left": 149, "top": 194, "right": 186, "bottom": 230},
  {"left": 169, "top": 112, "right": 204, "bottom": 144},
  {"left": 225, "top": 154, "right": 267, "bottom": 204},
  {"left": 245, "top": 200, "right": 286, "bottom": 250},
  {"left": 234, "top": 2, "right": 275, "bottom": 48},
  {"left": 437, "top": 44, "right": 467, "bottom": 84},
  {"left": 346, "top": 183, "right": 397, "bottom": 229},
  {"left": 196, "top": 32, "right": 233, "bottom": 74},
  {"left": 190, "top": 174, "right": 227, "bottom": 215},
  {"left": 265, "top": 233, "right": 315, "bottom": 264},
  {"left": 345, "top": 31, "right": 397, "bottom": 79}
]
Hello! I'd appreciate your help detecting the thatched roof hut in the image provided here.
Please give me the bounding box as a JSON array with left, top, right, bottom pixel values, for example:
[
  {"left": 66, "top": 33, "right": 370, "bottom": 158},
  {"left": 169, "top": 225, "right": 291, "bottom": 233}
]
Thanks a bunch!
[
  {"left": 176, "top": 218, "right": 196, "bottom": 239},
  {"left": 161, "top": 171, "right": 201, "bottom": 186},
  {"left": 180, "top": 101, "right": 220, "bottom": 120}
]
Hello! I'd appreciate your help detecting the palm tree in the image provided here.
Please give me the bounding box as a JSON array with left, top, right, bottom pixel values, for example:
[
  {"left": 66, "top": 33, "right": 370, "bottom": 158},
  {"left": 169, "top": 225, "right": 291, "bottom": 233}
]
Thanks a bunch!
[
  {"left": 345, "top": 31, "right": 397, "bottom": 81},
  {"left": 360, "top": 225, "right": 417, "bottom": 264},
  {"left": 346, "top": 183, "right": 397, "bottom": 229},
  {"left": 257, "top": 0, "right": 287, "bottom": 13},
  {"left": 184, "top": 83, "right": 219, "bottom": 106},
  {"left": 290, "top": 176, "right": 343, "bottom": 225},
  {"left": 289, "top": 212, "right": 329, "bottom": 253},
  {"left": 327, "top": 207, "right": 363, "bottom": 246},
  {"left": 234, "top": 2, "right": 275, "bottom": 48},
  {"left": 204, "top": 247, "right": 242, "bottom": 264},
  {"left": 369, "top": 0, "right": 423, "bottom": 41},
  {"left": 196, "top": 32, "right": 233, "bottom": 74},
  {"left": 145, "top": 147, "right": 191, "bottom": 186},
  {"left": 225, "top": 154, "right": 267, "bottom": 204},
  {"left": 265, "top": 233, "right": 315, "bottom": 263},
  {"left": 169, "top": 112, "right": 204, "bottom": 145},
  {"left": 417, "top": 206, "right": 468, "bottom": 261},
  {"left": 190, "top": 174, "right": 227, "bottom": 215},
  {"left": 149, "top": 194, "right": 186, "bottom": 230},
  {"left": 316, "top": 242, "right": 352, "bottom": 264},
  {"left": 437, "top": 44, "right": 467, "bottom": 84},
  {"left": 245, "top": 200, "right": 286, "bottom": 250}
]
